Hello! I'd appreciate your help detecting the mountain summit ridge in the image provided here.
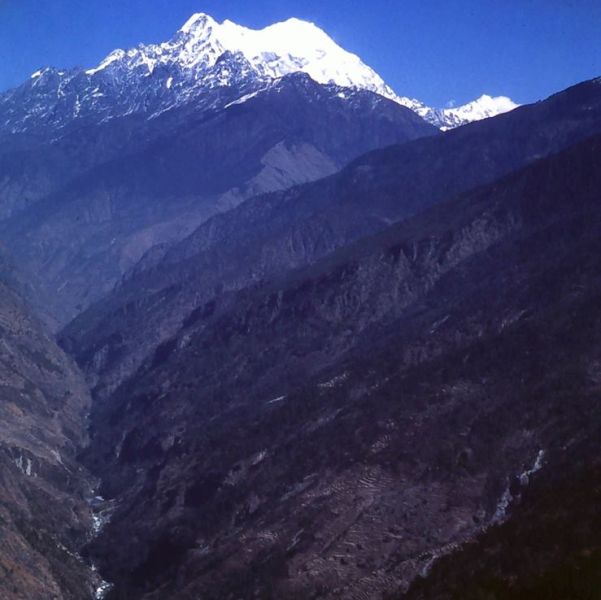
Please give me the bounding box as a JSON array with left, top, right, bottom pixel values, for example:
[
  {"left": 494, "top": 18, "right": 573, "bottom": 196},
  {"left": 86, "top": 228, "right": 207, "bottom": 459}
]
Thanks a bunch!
[
  {"left": 81, "top": 11, "right": 404, "bottom": 109},
  {"left": 171, "top": 12, "right": 399, "bottom": 100},
  {"left": 1, "top": 13, "right": 517, "bottom": 134}
]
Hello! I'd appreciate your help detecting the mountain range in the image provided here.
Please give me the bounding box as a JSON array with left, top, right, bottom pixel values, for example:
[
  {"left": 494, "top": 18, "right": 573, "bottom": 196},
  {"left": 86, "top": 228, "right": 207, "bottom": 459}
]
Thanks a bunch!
[
  {"left": 0, "top": 14, "right": 517, "bottom": 136},
  {"left": 0, "top": 11, "right": 598, "bottom": 600}
]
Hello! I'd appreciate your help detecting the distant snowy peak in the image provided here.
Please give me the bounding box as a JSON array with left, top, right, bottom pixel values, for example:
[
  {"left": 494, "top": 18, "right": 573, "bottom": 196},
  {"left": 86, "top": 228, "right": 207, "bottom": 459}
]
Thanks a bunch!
[
  {"left": 408, "top": 94, "right": 519, "bottom": 130},
  {"left": 448, "top": 94, "right": 518, "bottom": 118},
  {"left": 439, "top": 95, "right": 519, "bottom": 130}
]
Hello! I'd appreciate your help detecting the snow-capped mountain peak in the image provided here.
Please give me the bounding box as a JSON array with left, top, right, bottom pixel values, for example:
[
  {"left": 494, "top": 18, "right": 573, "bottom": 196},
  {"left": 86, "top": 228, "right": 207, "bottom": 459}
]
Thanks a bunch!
[
  {"left": 173, "top": 13, "right": 399, "bottom": 100},
  {"left": 81, "top": 13, "right": 400, "bottom": 101}
]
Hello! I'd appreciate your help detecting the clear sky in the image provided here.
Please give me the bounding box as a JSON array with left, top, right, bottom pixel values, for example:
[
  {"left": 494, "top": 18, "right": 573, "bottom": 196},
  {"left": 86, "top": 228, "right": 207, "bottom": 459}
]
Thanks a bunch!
[{"left": 1, "top": 0, "right": 600, "bottom": 107}]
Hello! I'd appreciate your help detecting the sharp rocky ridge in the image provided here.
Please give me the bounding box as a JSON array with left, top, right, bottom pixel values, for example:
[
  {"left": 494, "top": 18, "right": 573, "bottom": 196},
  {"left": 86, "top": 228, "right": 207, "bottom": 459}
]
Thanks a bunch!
[{"left": 0, "top": 13, "right": 517, "bottom": 135}]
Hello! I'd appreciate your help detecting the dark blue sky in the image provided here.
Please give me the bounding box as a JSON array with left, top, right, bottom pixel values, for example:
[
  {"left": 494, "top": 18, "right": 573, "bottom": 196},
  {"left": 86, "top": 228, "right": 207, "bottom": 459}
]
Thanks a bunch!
[{"left": 1, "top": 0, "right": 599, "bottom": 106}]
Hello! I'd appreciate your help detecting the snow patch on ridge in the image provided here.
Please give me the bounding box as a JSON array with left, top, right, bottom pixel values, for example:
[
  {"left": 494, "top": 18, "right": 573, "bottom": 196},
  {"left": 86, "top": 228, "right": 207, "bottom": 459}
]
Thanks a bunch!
[
  {"left": 86, "top": 50, "right": 127, "bottom": 75},
  {"left": 224, "top": 89, "right": 263, "bottom": 108}
]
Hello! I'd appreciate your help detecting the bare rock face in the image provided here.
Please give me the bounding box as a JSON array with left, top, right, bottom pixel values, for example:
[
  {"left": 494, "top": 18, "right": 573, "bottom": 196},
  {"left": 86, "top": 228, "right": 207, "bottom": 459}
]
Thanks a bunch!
[
  {"left": 78, "top": 132, "right": 601, "bottom": 599},
  {"left": 0, "top": 254, "right": 96, "bottom": 599}
]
